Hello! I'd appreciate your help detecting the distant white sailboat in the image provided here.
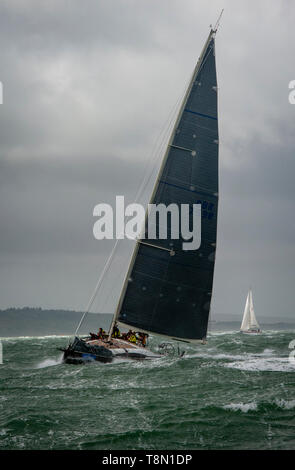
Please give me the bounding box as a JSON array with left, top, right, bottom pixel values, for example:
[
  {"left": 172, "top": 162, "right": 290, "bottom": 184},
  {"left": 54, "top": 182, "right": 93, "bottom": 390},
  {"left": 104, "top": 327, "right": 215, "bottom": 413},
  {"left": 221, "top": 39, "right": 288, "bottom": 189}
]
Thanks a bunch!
[{"left": 240, "top": 289, "right": 261, "bottom": 334}]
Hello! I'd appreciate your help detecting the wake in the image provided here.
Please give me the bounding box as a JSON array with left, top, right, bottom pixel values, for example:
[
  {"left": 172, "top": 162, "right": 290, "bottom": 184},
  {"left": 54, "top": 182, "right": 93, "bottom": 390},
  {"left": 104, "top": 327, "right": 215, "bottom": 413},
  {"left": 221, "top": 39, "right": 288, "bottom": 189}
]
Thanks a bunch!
[{"left": 36, "top": 354, "right": 63, "bottom": 369}]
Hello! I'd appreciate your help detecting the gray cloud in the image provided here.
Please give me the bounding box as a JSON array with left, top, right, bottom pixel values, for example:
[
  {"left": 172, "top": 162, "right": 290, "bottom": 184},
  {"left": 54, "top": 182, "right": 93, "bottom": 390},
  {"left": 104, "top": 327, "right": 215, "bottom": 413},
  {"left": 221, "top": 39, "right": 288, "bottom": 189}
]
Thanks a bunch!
[{"left": 0, "top": 0, "right": 294, "bottom": 319}]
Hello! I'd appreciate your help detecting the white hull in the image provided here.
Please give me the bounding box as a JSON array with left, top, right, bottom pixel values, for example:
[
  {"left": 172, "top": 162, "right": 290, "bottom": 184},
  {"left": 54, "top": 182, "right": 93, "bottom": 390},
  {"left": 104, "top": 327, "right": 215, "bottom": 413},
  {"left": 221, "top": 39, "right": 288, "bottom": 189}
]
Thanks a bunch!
[
  {"left": 62, "top": 336, "right": 161, "bottom": 364},
  {"left": 109, "top": 345, "right": 161, "bottom": 360}
]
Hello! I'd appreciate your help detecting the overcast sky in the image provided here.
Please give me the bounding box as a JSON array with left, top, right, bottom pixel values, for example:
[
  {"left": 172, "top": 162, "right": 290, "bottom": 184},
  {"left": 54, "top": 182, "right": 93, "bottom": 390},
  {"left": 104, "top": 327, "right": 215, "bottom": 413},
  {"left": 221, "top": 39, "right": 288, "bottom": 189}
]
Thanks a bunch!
[{"left": 0, "top": 0, "right": 294, "bottom": 320}]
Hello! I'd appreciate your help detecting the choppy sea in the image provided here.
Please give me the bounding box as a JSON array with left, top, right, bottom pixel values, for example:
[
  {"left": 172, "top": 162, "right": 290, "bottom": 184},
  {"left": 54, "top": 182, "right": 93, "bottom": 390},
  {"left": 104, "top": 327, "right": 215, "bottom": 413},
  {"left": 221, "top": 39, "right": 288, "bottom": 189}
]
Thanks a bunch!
[{"left": 0, "top": 330, "right": 294, "bottom": 450}]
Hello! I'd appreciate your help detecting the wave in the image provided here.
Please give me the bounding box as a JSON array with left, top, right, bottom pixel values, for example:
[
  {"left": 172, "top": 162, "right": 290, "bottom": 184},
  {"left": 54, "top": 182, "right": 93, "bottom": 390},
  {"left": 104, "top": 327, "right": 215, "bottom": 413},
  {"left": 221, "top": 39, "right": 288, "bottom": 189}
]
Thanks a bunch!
[
  {"left": 274, "top": 399, "right": 295, "bottom": 410},
  {"left": 184, "top": 348, "right": 276, "bottom": 361},
  {"left": 222, "top": 399, "right": 295, "bottom": 414},
  {"left": 208, "top": 331, "right": 241, "bottom": 337},
  {"left": 35, "top": 354, "right": 63, "bottom": 369},
  {"left": 223, "top": 402, "right": 258, "bottom": 413},
  {"left": 224, "top": 356, "right": 295, "bottom": 372},
  {"left": 0, "top": 335, "right": 71, "bottom": 341}
]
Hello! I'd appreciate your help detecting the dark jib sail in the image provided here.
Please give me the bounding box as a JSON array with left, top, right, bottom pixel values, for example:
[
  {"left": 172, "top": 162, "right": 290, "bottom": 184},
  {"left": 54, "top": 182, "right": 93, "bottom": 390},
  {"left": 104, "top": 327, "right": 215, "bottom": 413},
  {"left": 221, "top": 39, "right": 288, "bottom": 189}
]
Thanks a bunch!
[{"left": 117, "top": 30, "right": 219, "bottom": 342}]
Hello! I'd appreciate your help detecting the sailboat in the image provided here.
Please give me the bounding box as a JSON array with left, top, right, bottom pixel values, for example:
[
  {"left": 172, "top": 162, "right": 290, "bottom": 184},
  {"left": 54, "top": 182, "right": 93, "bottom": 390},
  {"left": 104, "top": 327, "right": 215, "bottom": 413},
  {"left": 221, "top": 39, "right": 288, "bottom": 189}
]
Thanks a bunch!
[
  {"left": 61, "top": 17, "right": 221, "bottom": 364},
  {"left": 240, "top": 289, "right": 261, "bottom": 334}
]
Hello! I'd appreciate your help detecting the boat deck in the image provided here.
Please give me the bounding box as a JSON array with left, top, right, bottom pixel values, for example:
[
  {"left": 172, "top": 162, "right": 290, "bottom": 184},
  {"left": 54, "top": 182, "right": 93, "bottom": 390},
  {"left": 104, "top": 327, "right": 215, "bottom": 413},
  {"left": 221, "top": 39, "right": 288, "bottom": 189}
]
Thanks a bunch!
[{"left": 85, "top": 338, "right": 145, "bottom": 350}]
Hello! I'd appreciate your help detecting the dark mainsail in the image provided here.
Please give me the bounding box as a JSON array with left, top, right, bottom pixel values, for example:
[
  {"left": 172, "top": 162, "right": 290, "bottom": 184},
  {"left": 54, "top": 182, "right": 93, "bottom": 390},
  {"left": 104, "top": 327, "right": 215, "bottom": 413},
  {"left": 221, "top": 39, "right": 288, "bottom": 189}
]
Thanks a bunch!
[{"left": 116, "top": 29, "right": 219, "bottom": 342}]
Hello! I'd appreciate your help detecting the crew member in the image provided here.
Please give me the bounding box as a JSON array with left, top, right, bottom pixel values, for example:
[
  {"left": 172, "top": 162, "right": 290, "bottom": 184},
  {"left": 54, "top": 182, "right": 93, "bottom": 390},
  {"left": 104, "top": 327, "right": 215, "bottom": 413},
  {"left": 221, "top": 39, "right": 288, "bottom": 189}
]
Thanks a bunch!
[
  {"left": 141, "top": 333, "right": 148, "bottom": 347},
  {"left": 112, "top": 322, "right": 120, "bottom": 338},
  {"left": 97, "top": 328, "right": 105, "bottom": 339},
  {"left": 129, "top": 331, "right": 137, "bottom": 344}
]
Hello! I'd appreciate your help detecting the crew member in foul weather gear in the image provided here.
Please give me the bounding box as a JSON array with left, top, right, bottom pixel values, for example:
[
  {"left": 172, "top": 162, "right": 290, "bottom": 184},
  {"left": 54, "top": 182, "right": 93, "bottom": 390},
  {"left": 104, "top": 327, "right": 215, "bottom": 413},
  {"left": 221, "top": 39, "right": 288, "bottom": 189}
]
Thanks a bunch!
[
  {"left": 112, "top": 322, "right": 120, "bottom": 338},
  {"left": 129, "top": 334, "right": 137, "bottom": 344},
  {"left": 97, "top": 328, "right": 106, "bottom": 339},
  {"left": 90, "top": 332, "right": 99, "bottom": 340}
]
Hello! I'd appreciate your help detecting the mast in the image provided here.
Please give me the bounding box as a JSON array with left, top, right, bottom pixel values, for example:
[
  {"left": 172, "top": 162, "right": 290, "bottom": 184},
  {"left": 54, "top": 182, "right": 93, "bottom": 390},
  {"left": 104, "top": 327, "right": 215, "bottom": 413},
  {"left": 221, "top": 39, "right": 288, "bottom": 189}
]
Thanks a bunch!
[{"left": 213, "top": 9, "right": 224, "bottom": 33}]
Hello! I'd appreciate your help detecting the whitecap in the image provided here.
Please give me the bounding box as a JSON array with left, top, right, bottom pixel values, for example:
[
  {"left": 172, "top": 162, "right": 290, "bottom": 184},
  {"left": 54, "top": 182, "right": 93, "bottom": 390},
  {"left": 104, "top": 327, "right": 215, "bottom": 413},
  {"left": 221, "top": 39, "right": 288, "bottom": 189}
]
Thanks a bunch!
[
  {"left": 0, "top": 335, "right": 71, "bottom": 341},
  {"left": 208, "top": 331, "right": 240, "bottom": 337},
  {"left": 185, "top": 352, "right": 245, "bottom": 361},
  {"left": 223, "top": 402, "right": 257, "bottom": 413},
  {"left": 275, "top": 399, "right": 295, "bottom": 410},
  {"left": 36, "top": 354, "right": 63, "bottom": 368},
  {"left": 224, "top": 356, "right": 295, "bottom": 372},
  {"left": 261, "top": 349, "right": 275, "bottom": 356}
]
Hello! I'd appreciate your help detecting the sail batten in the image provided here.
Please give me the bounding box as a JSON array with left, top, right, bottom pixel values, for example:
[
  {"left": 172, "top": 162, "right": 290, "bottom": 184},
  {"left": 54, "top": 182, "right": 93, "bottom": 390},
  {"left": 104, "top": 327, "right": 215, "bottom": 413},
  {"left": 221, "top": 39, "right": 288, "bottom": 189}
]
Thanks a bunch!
[
  {"left": 184, "top": 108, "right": 217, "bottom": 120},
  {"left": 113, "top": 30, "right": 219, "bottom": 342}
]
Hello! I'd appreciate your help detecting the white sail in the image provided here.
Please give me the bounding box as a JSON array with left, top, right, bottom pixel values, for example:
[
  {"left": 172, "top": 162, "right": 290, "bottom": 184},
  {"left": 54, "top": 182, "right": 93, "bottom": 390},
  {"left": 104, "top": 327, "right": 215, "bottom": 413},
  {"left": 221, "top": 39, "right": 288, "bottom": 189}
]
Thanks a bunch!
[
  {"left": 248, "top": 290, "right": 260, "bottom": 329},
  {"left": 240, "top": 289, "right": 260, "bottom": 331},
  {"left": 240, "top": 291, "right": 251, "bottom": 331}
]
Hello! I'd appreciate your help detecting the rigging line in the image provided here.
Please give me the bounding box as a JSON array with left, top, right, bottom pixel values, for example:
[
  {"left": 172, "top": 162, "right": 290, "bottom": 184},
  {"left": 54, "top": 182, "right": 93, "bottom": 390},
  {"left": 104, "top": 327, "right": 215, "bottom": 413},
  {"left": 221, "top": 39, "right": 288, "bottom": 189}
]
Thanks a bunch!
[
  {"left": 73, "top": 79, "right": 189, "bottom": 337},
  {"left": 213, "top": 9, "right": 224, "bottom": 34},
  {"left": 134, "top": 79, "right": 191, "bottom": 207},
  {"left": 74, "top": 238, "right": 121, "bottom": 336},
  {"left": 137, "top": 63, "right": 202, "bottom": 205},
  {"left": 98, "top": 262, "right": 125, "bottom": 315},
  {"left": 136, "top": 240, "right": 173, "bottom": 253}
]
